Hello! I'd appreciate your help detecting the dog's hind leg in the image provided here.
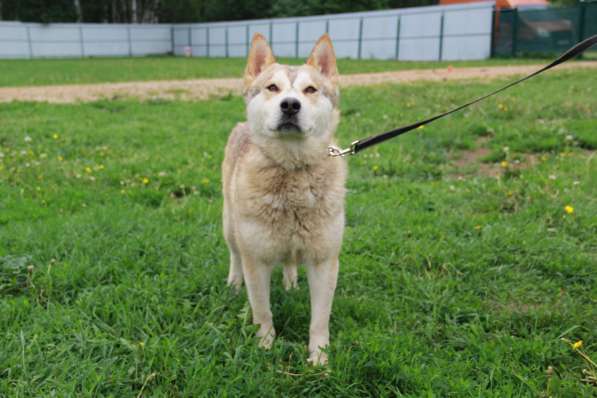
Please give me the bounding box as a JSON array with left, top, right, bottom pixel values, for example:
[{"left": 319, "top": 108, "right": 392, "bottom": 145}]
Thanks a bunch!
[
  {"left": 282, "top": 264, "right": 298, "bottom": 291},
  {"left": 223, "top": 205, "right": 243, "bottom": 291},
  {"left": 227, "top": 250, "right": 243, "bottom": 291}
]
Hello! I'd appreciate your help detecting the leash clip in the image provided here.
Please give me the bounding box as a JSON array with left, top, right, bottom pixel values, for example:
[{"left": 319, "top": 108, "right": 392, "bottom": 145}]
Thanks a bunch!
[{"left": 328, "top": 140, "right": 359, "bottom": 157}]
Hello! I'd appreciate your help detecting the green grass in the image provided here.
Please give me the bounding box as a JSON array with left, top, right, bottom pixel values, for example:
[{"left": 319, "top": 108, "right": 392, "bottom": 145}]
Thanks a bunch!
[
  {"left": 1, "top": 69, "right": 596, "bottom": 396},
  {"left": 0, "top": 56, "right": 550, "bottom": 87}
]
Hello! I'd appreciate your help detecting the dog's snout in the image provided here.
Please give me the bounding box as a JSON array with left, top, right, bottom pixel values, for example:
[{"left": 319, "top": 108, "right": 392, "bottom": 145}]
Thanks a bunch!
[{"left": 280, "top": 98, "right": 301, "bottom": 115}]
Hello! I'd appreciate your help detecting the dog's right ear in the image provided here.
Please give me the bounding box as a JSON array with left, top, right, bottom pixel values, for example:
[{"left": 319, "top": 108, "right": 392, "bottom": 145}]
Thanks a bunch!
[{"left": 244, "top": 33, "right": 276, "bottom": 89}]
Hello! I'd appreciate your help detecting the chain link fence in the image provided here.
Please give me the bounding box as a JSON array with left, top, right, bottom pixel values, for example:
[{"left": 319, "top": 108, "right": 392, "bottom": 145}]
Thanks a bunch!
[{"left": 492, "top": 2, "right": 597, "bottom": 58}]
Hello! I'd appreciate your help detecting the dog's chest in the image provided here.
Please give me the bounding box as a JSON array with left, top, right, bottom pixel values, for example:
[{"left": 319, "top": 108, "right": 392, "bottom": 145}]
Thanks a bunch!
[
  {"left": 243, "top": 166, "right": 333, "bottom": 237},
  {"left": 260, "top": 169, "right": 322, "bottom": 224}
]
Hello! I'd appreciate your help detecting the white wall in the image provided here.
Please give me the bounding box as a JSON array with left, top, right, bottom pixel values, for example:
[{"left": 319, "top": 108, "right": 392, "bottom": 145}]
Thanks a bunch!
[
  {"left": 0, "top": 2, "right": 493, "bottom": 61},
  {"left": 173, "top": 2, "right": 494, "bottom": 61},
  {"left": 0, "top": 22, "right": 172, "bottom": 58}
]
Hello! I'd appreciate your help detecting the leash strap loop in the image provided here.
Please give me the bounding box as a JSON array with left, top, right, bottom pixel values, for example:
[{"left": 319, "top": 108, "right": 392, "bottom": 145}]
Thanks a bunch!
[{"left": 329, "top": 34, "right": 597, "bottom": 157}]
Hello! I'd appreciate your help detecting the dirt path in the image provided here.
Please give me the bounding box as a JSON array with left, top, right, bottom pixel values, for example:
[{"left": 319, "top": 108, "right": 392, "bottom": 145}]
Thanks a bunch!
[{"left": 1, "top": 62, "right": 596, "bottom": 103}]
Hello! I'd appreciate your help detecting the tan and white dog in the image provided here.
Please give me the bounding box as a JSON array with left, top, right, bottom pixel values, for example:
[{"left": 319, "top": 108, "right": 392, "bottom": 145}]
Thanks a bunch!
[{"left": 222, "top": 33, "right": 346, "bottom": 365}]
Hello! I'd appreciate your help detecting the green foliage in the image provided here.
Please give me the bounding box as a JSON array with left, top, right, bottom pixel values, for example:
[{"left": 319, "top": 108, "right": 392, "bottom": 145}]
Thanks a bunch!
[
  {"left": 1, "top": 0, "right": 77, "bottom": 23},
  {"left": 0, "top": 66, "right": 595, "bottom": 396},
  {"left": 271, "top": 0, "right": 436, "bottom": 18},
  {"left": 1, "top": 0, "right": 439, "bottom": 23}
]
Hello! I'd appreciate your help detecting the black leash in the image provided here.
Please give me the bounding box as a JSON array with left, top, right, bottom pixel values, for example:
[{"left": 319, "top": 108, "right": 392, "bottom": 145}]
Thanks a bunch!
[{"left": 328, "top": 34, "right": 597, "bottom": 157}]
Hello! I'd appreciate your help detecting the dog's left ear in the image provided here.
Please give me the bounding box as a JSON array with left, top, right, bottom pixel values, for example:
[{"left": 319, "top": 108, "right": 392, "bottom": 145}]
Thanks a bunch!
[{"left": 306, "top": 34, "right": 338, "bottom": 80}]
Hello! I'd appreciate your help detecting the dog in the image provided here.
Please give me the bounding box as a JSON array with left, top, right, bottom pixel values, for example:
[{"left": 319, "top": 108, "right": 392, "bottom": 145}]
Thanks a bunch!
[{"left": 222, "top": 33, "right": 346, "bottom": 366}]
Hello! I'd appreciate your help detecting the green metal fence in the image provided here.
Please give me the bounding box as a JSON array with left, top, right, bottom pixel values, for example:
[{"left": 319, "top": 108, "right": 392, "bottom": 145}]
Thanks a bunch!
[{"left": 492, "top": 2, "right": 597, "bottom": 58}]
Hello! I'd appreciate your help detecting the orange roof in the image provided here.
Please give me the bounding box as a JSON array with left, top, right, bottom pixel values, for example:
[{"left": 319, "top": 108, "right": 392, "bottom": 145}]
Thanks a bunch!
[{"left": 498, "top": 0, "right": 547, "bottom": 7}]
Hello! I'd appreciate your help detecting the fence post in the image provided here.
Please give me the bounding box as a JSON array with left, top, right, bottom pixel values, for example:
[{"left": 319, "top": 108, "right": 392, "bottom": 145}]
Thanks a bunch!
[
  {"left": 188, "top": 26, "right": 192, "bottom": 55},
  {"left": 269, "top": 21, "right": 273, "bottom": 47},
  {"left": 325, "top": 19, "right": 330, "bottom": 34},
  {"left": 577, "top": 2, "right": 587, "bottom": 59},
  {"left": 225, "top": 26, "right": 229, "bottom": 58},
  {"left": 438, "top": 12, "right": 445, "bottom": 61},
  {"left": 357, "top": 17, "right": 364, "bottom": 59},
  {"left": 295, "top": 21, "right": 299, "bottom": 58},
  {"left": 127, "top": 26, "right": 133, "bottom": 56},
  {"left": 25, "top": 24, "right": 33, "bottom": 59},
  {"left": 246, "top": 24, "right": 250, "bottom": 55},
  {"left": 490, "top": 7, "right": 496, "bottom": 58},
  {"left": 578, "top": 2, "right": 587, "bottom": 41},
  {"left": 511, "top": 8, "right": 518, "bottom": 57},
  {"left": 79, "top": 25, "right": 85, "bottom": 57},
  {"left": 395, "top": 15, "right": 401, "bottom": 60},
  {"left": 170, "top": 25, "right": 175, "bottom": 56},
  {"left": 206, "top": 26, "right": 210, "bottom": 57}
]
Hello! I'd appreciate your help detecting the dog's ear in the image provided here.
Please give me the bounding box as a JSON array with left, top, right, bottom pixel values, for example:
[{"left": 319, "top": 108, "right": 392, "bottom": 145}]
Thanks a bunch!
[
  {"left": 244, "top": 33, "right": 276, "bottom": 88},
  {"left": 306, "top": 34, "right": 338, "bottom": 80}
]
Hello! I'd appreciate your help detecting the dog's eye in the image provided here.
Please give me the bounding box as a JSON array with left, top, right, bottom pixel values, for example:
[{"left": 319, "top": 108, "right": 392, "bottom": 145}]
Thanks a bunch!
[
  {"left": 266, "top": 84, "right": 279, "bottom": 93},
  {"left": 304, "top": 86, "right": 318, "bottom": 94}
]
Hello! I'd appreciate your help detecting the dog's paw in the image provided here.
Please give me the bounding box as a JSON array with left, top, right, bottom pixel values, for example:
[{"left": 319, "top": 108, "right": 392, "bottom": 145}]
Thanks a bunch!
[
  {"left": 257, "top": 325, "right": 276, "bottom": 350},
  {"left": 226, "top": 272, "right": 243, "bottom": 292},
  {"left": 282, "top": 265, "right": 298, "bottom": 291},
  {"left": 307, "top": 349, "right": 328, "bottom": 366}
]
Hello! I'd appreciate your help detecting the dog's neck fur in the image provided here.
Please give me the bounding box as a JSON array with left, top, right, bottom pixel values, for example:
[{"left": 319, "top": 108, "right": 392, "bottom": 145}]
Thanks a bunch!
[{"left": 250, "top": 122, "right": 338, "bottom": 171}]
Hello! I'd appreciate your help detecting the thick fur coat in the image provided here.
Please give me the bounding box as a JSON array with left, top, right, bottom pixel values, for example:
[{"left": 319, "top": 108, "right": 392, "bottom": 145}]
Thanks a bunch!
[{"left": 222, "top": 33, "right": 346, "bottom": 365}]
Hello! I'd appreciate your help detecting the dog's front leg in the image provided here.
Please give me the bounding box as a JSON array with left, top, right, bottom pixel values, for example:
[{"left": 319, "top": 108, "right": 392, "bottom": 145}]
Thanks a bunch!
[
  {"left": 306, "top": 258, "right": 339, "bottom": 366},
  {"left": 241, "top": 256, "right": 276, "bottom": 349}
]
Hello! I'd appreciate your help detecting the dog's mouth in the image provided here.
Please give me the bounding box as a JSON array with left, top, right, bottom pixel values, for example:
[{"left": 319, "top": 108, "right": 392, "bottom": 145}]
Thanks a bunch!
[{"left": 276, "top": 118, "right": 302, "bottom": 133}]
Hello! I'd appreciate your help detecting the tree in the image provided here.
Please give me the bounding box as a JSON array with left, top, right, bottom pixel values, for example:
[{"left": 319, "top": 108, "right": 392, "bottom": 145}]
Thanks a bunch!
[
  {"left": 156, "top": 0, "right": 204, "bottom": 23},
  {"left": 202, "top": 0, "right": 275, "bottom": 21},
  {"left": 1, "top": 0, "right": 443, "bottom": 23},
  {"left": 1, "top": 0, "right": 77, "bottom": 22}
]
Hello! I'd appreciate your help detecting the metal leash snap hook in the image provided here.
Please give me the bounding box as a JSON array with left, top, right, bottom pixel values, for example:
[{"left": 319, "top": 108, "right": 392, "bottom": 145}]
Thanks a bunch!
[{"left": 328, "top": 141, "right": 359, "bottom": 157}]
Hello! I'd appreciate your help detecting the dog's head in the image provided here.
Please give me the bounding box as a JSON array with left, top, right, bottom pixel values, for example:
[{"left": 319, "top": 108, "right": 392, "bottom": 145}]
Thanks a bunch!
[{"left": 243, "top": 33, "right": 339, "bottom": 143}]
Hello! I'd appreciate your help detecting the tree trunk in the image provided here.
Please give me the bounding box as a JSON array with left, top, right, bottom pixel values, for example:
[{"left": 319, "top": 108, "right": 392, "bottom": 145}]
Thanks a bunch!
[
  {"left": 131, "top": 0, "right": 137, "bottom": 23},
  {"left": 73, "top": 0, "right": 81, "bottom": 22}
]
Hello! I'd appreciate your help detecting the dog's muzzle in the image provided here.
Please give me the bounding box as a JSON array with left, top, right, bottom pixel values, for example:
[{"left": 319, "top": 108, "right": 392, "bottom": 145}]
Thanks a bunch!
[{"left": 276, "top": 98, "right": 303, "bottom": 133}]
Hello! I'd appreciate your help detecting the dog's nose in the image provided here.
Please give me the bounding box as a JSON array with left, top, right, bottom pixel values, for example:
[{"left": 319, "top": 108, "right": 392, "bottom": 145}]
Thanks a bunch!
[{"left": 280, "top": 98, "right": 301, "bottom": 115}]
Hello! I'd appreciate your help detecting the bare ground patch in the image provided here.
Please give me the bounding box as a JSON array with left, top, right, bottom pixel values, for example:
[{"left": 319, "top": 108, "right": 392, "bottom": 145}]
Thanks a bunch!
[
  {"left": 449, "top": 137, "right": 546, "bottom": 178},
  {"left": 1, "top": 61, "right": 596, "bottom": 103}
]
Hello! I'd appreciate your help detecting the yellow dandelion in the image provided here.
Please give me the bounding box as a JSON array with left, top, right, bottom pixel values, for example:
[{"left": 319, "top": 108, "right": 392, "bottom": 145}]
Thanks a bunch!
[
  {"left": 84, "top": 166, "right": 92, "bottom": 174},
  {"left": 201, "top": 177, "right": 210, "bottom": 186},
  {"left": 52, "top": 133, "right": 59, "bottom": 140},
  {"left": 572, "top": 340, "right": 583, "bottom": 350},
  {"left": 372, "top": 165, "right": 380, "bottom": 172},
  {"left": 474, "top": 225, "right": 481, "bottom": 230},
  {"left": 500, "top": 160, "right": 509, "bottom": 169},
  {"left": 142, "top": 177, "right": 150, "bottom": 185},
  {"left": 57, "top": 155, "right": 64, "bottom": 161},
  {"left": 564, "top": 205, "right": 574, "bottom": 215},
  {"left": 417, "top": 125, "right": 425, "bottom": 130}
]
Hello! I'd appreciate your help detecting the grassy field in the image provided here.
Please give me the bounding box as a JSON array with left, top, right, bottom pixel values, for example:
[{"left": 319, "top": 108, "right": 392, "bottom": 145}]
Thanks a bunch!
[
  {"left": 1, "top": 68, "right": 596, "bottom": 396},
  {"left": 0, "top": 56, "right": 550, "bottom": 87}
]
